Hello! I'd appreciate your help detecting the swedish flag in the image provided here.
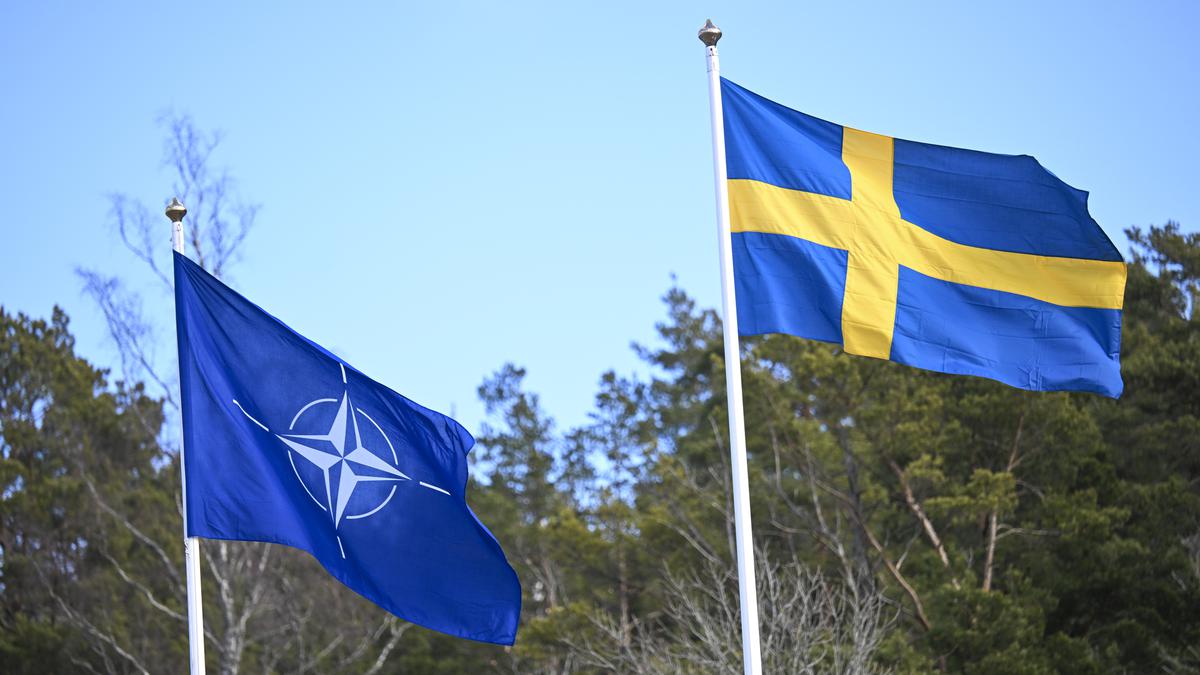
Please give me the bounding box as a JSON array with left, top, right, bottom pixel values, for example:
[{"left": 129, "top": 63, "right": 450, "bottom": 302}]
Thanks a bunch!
[{"left": 723, "top": 79, "right": 1126, "bottom": 397}]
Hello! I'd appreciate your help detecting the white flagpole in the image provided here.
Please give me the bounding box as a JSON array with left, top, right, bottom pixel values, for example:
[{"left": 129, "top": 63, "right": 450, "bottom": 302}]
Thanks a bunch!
[
  {"left": 166, "top": 198, "right": 208, "bottom": 675},
  {"left": 698, "top": 20, "right": 763, "bottom": 675}
]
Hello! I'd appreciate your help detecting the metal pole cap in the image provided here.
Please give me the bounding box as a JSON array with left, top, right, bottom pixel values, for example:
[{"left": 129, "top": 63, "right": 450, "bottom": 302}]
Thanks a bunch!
[
  {"left": 165, "top": 197, "right": 187, "bottom": 223},
  {"left": 698, "top": 19, "right": 722, "bottom": 46}
]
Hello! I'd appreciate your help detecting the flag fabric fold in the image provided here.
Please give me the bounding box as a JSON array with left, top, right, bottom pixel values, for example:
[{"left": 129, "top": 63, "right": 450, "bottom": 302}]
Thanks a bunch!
[
  {"left": 174, "top": 252, "right": 521, "bottom": 644},
  {"left": 722, "top": 78, "right": 1127, "bottom": 397}
]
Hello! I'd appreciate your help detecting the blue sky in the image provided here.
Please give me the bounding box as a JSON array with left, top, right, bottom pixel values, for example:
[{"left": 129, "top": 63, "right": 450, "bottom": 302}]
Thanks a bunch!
[{"left": 2, "top": 2, "right": 1197, "bottom": 435}]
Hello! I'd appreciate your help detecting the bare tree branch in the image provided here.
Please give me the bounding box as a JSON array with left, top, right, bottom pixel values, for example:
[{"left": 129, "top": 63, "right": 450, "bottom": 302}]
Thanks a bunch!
[
  {"left": 84, "top": 477, "right": 182, "bottom": 587},
  {"left": 34, "top": 562, "right": 153, "bottom": 675},
  {"left": 76, "top": 269, "right": 178, "bottom": 412},
  {"left": 567, "top": 548, "right": 892, "bottom": 674},
  {"left": 888, "top": 458, "right": 960, "bottom": 590},
  {"left": 362, "top": 620, "right": 410, "bottom": 675},
  {"left": 983, "top": 410, "right": 1025, "bottom": 593},
  {"left": 814, "top": 477, "right": 932, "bottom": 631}
]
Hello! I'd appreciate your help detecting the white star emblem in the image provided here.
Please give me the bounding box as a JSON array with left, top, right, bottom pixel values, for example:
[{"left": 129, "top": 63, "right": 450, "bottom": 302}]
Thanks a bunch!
[
  {"left": 277, "top": 390, "right": 409, "bottom": 527},
  {"left": 231, "top": 363, "right": 449, "bottom": 558}
]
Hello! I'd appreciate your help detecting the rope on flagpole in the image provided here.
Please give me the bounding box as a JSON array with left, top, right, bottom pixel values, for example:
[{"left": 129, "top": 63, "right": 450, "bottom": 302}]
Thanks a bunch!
[
  {"left": 698, "top": 20, "right": 764, "bottom": 675},
  {"left": 167, "top": 197, "right": 208, "bottom": 675}
]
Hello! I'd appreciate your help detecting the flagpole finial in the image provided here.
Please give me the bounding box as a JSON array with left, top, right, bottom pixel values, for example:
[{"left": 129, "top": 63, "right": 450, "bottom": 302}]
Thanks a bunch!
[
  {"left": 165, "top": 197, "right": 187, "bottom": 223},
  {"left": 698, "top": 19, "right": 722, "bottom": 46}
]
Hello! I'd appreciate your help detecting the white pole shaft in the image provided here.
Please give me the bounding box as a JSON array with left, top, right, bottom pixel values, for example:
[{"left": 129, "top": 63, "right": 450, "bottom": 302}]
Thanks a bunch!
[
  {"left": 173, "top": 217, "right": 208, "bottom": 675},
  {"left": 704, "top": 43, "right": 763, "bottom": 675}
]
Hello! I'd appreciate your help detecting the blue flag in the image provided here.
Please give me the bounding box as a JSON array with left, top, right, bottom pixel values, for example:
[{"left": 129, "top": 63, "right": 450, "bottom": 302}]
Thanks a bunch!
[
  {"left": 173, "top": 252, "right": 521, "bottom": 644},
  {"left": 722, "top": 78, "right": 1127, "bottom": 397}
]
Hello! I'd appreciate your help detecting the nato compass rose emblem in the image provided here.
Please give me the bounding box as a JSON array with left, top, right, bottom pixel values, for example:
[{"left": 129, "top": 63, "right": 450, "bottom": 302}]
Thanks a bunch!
[{"left": 231, "top": 363, "right": 449, "bottom": 558}]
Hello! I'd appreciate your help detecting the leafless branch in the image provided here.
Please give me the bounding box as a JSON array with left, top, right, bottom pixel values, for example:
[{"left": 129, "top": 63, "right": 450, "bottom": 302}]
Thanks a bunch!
[
  {"left": 888, "top": 458, "right": 960, "bottom": 590},
  {"left": 76, "top": 269, "right": 178, "bottom": 412},
  {"left": 567, "top": 548, "right": 892, "bottom": 674},
  {"left": 814, "top": 477, "right": 931, "bottom": 631},
  {"left": 362, "top": 620, "right": 410, "bottom": 675},
  {"left": 983, "top": 410, "right": 1025, "bottom": 593},
  {"left": 84, "top": 477, "right": 182, "bottom": 587},
  {"left": 34, "top": 562, "right": 153, "bottom": 675}
]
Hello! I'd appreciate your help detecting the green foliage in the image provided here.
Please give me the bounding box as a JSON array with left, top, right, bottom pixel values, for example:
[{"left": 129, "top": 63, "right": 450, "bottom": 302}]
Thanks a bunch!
[
  {"left": 0, "top": 307, "right": 182, "bottom": 672},
  {"left": 3, "top": 223, "right": 1198, "bottom": 672}
]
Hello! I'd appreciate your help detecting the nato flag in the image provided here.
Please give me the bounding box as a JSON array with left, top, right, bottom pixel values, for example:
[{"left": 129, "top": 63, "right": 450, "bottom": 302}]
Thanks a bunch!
[{"left": 173, "top": 252, "right": 521, "bottom": 645}]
